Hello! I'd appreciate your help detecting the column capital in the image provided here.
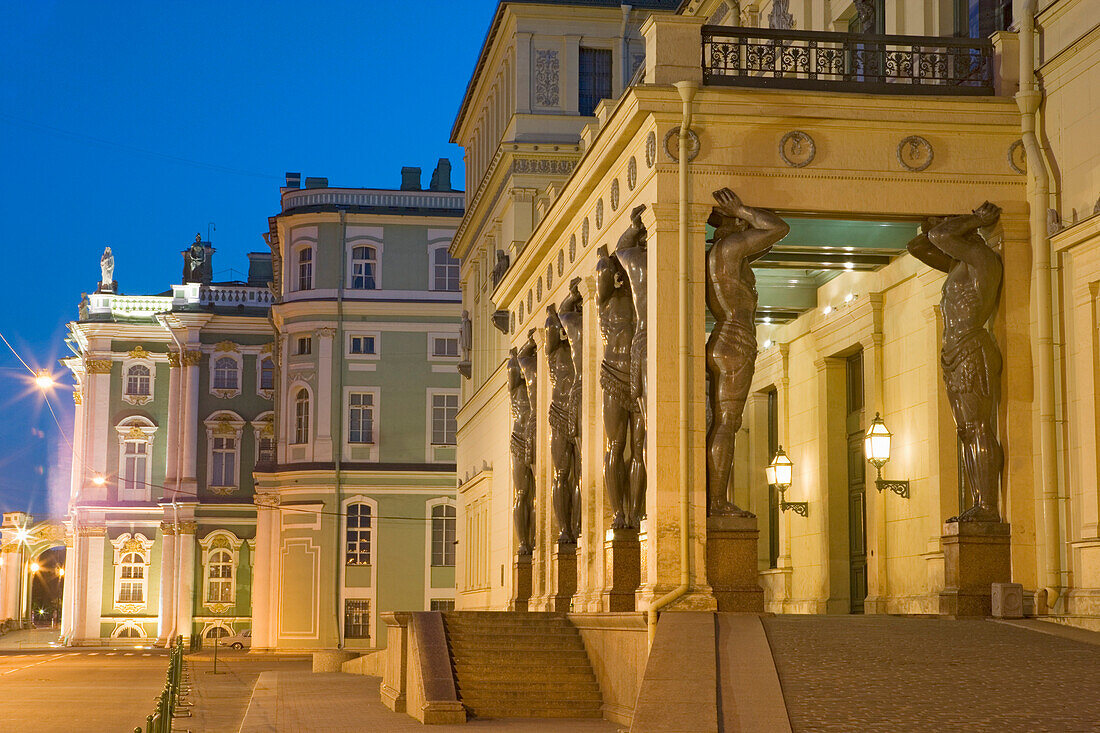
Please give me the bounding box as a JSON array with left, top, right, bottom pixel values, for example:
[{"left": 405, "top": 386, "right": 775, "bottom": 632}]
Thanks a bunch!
[
  {"left": 159, "top": 521, "right": 176, "bottom": 536},
  {"left": 314, "top": 327, "right": 336, "bottom": 339},
  {"left": 77, "top": 525, "right": 107, "bottom": 537},
  {"left": 85, "top": 359, "right": 112, "bottom": 374},
  {"left": 182, "top": 350, "right": 202, "bottom": 367},
  {"left": 177, "top": 521, "right": 198, "bottom": 535},
  {"left": 254, "top": 492, "right": 281, "bottom": 508}
]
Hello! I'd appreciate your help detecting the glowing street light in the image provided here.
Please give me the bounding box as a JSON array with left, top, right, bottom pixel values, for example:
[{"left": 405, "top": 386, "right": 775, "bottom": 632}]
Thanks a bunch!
[
  {"left": 34, "top": 370, "right": 55, "bottom": 390},
  {"left": 92, "top": 474, "right": 106, "bottom": 486},
  {"left": 766, "top": 446, "right": 806, "bottom": 517},
  {"left": 29, "top": 562, "right": 39, "bottom": 573},
  {"left": 864, "top": 413, "right": 910, "bottom": 498}
]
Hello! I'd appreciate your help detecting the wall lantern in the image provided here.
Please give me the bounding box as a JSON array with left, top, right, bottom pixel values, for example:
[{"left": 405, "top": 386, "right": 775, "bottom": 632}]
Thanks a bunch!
[
  {"left": 865, "top": 413, "right": 910, "bottom": 498},
  {"left": 767, "top": 446, "right": 807, "bottom": 517}
]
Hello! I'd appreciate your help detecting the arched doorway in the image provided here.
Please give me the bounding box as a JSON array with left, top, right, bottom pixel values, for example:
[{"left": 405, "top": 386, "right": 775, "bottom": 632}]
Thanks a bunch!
[{"left": 29, "top": 546, "right": 65, "bottom": 628}]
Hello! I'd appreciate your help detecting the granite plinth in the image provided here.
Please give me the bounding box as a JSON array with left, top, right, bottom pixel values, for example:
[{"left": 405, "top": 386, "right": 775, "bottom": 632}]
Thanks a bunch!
[
  {"left": 602, "top": 528, "right": 641, "bottom": 612},
  {"left": 552, "top": 542, "right": 578, "bottom": 612},
  {"left": 939, "top": 521, "right": 1011, "bottom": 618},
  {"left": 510, "top": 554, "right": 532, "bottom": 612},
  {"left": 707, "top": 514, "right": 765, "bottom": 613}
]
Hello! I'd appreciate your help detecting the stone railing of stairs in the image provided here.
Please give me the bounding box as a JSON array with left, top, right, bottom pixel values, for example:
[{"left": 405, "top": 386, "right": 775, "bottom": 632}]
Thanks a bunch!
[{"left": 381, "top": 610, "right": 604, "bottom": 723}]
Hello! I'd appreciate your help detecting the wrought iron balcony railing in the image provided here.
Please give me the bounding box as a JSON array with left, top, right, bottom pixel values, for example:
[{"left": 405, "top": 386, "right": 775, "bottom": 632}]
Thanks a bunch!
[{"left": 702, "top": 25, "right": 994, "bottom": 96}]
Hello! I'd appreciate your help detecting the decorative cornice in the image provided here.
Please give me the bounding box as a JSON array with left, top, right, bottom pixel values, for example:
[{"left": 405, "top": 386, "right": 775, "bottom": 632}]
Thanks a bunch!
[{"left": 85, "top": 359, "right": 112, "bottom": 374}]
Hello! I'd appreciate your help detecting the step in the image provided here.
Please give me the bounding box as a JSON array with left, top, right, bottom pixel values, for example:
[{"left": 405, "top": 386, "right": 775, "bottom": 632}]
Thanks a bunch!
[
  {"left": 456, "top": 684, "right": 601, "bottom": 700},
  {"left": 453, "top": 665, "right": 597, "bottom": 682},
  {"left": 447, "top": 638, "right": 585, "bottom": 652},
  {"left": 463, "top": 702, "right": 603, "bottom": 719},
  {"left": 449, "top": 649, "right": 591, "bottom": 665}
]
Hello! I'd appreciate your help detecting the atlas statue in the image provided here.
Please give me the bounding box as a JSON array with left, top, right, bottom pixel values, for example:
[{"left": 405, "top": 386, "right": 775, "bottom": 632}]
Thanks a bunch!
[
  {"left": 907, "top": 202, "right": 1004, "bottom": 523},
  {"left": 546, "top": 304, "right": 579, "bottom": 544},
  {"left": 597, "top": 241, "right": 635, "bottom": 528},
  {"left": 508, "top": 346, "right": 535, "bottom": 554},
  {"left": 705, "top": 188, "right": 790, "bottom": 516},
  {"left": 557, "top": 279, "right": 585, "bottom": 540}
]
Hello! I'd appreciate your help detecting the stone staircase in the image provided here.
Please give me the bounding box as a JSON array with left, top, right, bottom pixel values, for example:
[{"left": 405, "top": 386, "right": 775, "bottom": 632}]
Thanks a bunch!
[{"left": 441, "top": 611, "right": 603, "bottom": 719}]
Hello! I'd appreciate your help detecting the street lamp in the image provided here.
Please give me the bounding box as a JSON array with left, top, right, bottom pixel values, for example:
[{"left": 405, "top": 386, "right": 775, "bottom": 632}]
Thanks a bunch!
[
  {"left": 767, "top": 446, "right": 807, "bottom": 517},
  {"left": 865, "top": 413, "right": 910, "bottom": 498},
  {"left": 34, "top": 370, "right": 55, "bottom": 390}
]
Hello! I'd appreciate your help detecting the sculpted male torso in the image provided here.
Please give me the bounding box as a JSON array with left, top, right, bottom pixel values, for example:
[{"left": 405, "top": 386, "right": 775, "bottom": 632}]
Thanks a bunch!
[
  {"left": 597, "top": 244, "right": 635, "bottom": 528},
  {"left": 558, "top": 280, "right": 585, "bottom": 539},
  {"left": 508, "top": 347, "right": 535, "bottom": 554},
  {"left": 613, "top": 205, "right": 649, "bottom": 526},
  {"left": 706, "top": 188, "right": 790, "bottom": 516},
  {"left": 907, "top": 202, "right": 1004, "bottom": 522},
  {"left": 546, "top": 305, "right": 579, "bottom": 544}
]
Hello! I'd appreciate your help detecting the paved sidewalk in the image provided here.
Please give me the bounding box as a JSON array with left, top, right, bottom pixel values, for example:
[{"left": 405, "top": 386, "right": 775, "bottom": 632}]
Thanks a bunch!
[
  {"left": 0, "top": 627, "right": 62, "bottom": 649},
  {"left": 239, "top": 673, "right": 622, "bottom": 733},
  {"left": 182, "top": 649, "right": 311, "bottom": 732}
]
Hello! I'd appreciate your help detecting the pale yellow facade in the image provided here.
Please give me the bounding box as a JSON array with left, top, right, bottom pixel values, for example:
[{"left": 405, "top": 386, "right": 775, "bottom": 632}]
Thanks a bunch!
[{"left": 452, "top": 0, "right": 1100, "bottom": 627}]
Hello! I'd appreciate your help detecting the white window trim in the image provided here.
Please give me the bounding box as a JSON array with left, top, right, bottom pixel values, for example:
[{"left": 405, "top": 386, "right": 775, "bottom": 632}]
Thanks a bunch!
[
  {"left": 424, "top": 498, "right": 457, "bottom": 611},
  {"left": 112, "top": 620, "right": 148, "bottom": 639},
  {"left": 427, "top": 331, "right": 461, "bottom": 362},
  {"left": 114, "top": 418, "right": 157, "bottom": 502},
  {"left": 288, "top": 382, "right": 314, "bottom": 452},
  {"left": 111, "top": 532, "right": 154, "bottom": 611},
  {"left": 199, "top": 530, "right": 243, "bottom": 612},
  {"left": 121, "top": 353, "right": 155, "bottom": 406},
  {"left": 256, "top": 345, "right": 275, "bottom": 399},
  {"left": 346, "top": 331, "right": 382, "bottom": 360},
  {"left": 251, "top": 411, "right": 276, "bottom": 466},
  {"left": 340, "top": 494, "right": 378, "bottom": 647},
  {"left": 346, "top": 228, "right": 384, "bottom": 291},
  {"left": 292, "top": 241, "right": 316, "bottom": 292},
  {"left": 209, "top": 349, "right": 243, "bottom": 399},
  {"left": 204, "top": 411, "right": 245, "bottom": 495},
  {"left": 425, "top": 388, "right": 460, "bottom": 461},
  {"left": 344, "top": 386, "right": 381, "bottom": 462},
  {"left": 428, "top": 240, "right": 459, "bottom": 292},
  {"left": 201, "top": 621, "right": 234, "bottom": 640}
]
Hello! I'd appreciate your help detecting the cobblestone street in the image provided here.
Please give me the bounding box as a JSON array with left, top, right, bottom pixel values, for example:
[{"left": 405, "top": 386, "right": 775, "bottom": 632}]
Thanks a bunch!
[{"left": 764, "top": 616, "right": 1100, "bottom": 733}]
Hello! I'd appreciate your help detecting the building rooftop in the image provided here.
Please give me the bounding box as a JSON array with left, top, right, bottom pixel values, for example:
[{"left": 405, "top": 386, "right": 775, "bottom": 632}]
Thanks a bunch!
[{"left": 279, "top": 160, "right": 464, "bottom": 217}]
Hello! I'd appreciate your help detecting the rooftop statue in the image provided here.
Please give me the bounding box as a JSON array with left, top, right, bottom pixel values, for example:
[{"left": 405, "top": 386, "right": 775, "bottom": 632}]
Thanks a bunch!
[
  {"left": 907, "top": 202, "right": 1004, "bottom": 523},
  {"left": 705, "top": 188, "right": 790, "bottom": 516},
  {"left": 508, "top": 346, "right": 535, "bottom": 555},
  {"left": 546, "top": 304, "right": 578, "bottom": 544},
  {"left": 99, "top": 246, "right": 115, "bottom": 292},
  {"left": 613, "top": 204, "right": 648, "bottom": 527},
  {"left": 597, "top": 243, "right": 635, "bottom": 529}
]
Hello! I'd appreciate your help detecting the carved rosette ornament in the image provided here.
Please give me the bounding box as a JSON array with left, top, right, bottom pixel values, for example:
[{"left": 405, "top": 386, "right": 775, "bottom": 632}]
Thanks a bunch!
[
  {"left": 663, "top": 127, "right": 700, "bottom": 162},
  {"left": 779, "top": 131, "right": 816, "bottom": 168},
  {"left": 1008, "top": 140, "right": 1026, "bottom": 175},
  {"left": 897, "top": 135, "right": 934, "bottom": 172}
]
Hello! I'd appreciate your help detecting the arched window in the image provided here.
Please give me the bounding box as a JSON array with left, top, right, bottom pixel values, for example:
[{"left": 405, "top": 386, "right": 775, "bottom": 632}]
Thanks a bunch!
[
  {"left": 118, "top": 625, "right": 141, "bottom": 638},
  {"left": 119, "top": 552, "right": 145, "bottom": 603},
  {"left": 294, "top": 389, "right": 310, "bottom": 444},
  {"left": 346, "top": 503, "right": 372, "bottom": 565},
  {"left": 214, "top": 357, "right": 239, "bottom": 390},
  {"left": 259, "top": 357, "right": 275, "bottom": 391},
  {"left": 297, "top": 247, "right": 313, "bottom": 291},
  {"left": 431, "top": 504, "right": 456, "bottom": 567},
  {"left": 206, "top": 549, "right": 234, "bottom": 603},
  {"left": 125, "top": 365, "right": 151, "bottom": 396},
  {"left": 205, "top": 624, "right": 230, "bottom": 639},
  {"left": 431, "top": 247, "right": 460, "bottom": 291},
  {"left": 351, "top": 246, "right": 377, "bottom": 289}
]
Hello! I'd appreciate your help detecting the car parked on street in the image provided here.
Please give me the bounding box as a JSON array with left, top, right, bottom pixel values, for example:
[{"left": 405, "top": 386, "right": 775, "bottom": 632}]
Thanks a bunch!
[{"left": 217, "top": 628, "right": 251, "bottom": 649}]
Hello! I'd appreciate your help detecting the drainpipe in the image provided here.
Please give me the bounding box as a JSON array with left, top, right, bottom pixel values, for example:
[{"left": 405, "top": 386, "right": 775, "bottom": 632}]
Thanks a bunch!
[
  {"left": 647, "top": 80, "right": 699, "bottom": 647},
  {"left": 158, "top": 314, "right": 186, "bottom": 643},
  {"left": 1015, "top": 1, "right": 1061, "bottom": 610},
  {"left": 334, "top": 210, "right": 347, "bottom": 648}
]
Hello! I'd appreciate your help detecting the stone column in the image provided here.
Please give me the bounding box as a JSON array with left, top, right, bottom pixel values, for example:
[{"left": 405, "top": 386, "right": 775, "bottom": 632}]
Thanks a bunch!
[
  {"left": 181, "top": 350, "right": 202, "bottom": 493},
  {"left": 69, "top": 387, "right": 86, "bottom": 501},
  {"left": 0, "top": 545, "right": 20, "bottom": 621},
  {"left": 314, "top": 328, "right": 336, "bottom": 461},
  {"left": 252, "top": 494, "right": 277, "bottom": 650},
  {"left": 267, "top": 498, "right": 283, "bottom": 647},
  {"left": 575, "top": 276, "right": 608, "bottom": 612},
  {"left": 636, "top": 203, "right": 714, "bottom": 612},
  {"left": 175, "top": 522, "right": 197, "bottom": 641},
  {"left": 514, "top": 32, "right": 532, "bottom": 114},
  {"left": 861, "top": 307, "right": 890, "bottom": 614},
  {"left": 83, "top": 358, "right": 113, "bottom": 502},
  {"left": 164, "top": 352, "right": 182, "bottom": 489},
  {"left": 528, "top": 327, "right": 552, "bottom": 611},
  {"left": 157, "top": 521, "right": 176, "bottom": 643},
  {"left": 80, "top": 525, "right": 107, "bottom": 641},
  {"left": 58, "top": 534, "right": 75, "bottom": 640}
]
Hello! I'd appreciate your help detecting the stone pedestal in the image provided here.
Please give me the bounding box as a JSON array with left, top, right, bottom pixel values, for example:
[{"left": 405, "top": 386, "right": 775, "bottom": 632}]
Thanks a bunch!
[
  {"left": 939, "top": 521, "right": 1011, "bottom": 618},
  {"left": 602, "top": 527, "right": 641, "bottom": 611},
  {"left": 551, "top": 542, "right": 578, "bottom": 612},
  {"left": 510, "top": 554, "right": 532, "bottom": 612},
  {"left": 706, "top": 515, "right": 765, "bottom": 613}
]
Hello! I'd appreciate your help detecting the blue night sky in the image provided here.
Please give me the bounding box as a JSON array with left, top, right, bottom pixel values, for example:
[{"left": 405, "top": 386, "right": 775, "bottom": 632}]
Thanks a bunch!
[{"left": 0, "top": 1, "right": 495, "bottom": 517}]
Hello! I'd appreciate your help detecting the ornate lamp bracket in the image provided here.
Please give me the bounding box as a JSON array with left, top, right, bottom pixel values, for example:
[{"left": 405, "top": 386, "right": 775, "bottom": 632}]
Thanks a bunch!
[
  {"left": 780, "top": 499, "right": 809, "bottom": 517},
  {"left": 873, "top": 464, "right": 910, "bottom": 499}
]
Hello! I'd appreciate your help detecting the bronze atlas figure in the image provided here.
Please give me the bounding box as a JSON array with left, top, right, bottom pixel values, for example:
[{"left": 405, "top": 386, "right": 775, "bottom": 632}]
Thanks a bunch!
[
  {"left": 508, "top": 344, "right": 535, "bottom": 554},
  {"left": 558, "top": 279, "right": 584, "bottom": 540},
  {"left": 705, "top": 188, "right": 789, "bottom": 516},
  {"left": 907, "top": 202, "right": 1004, "bottom": 523},
  {"left": 546, "top": 303, "right": 579, "bottom": 544}
]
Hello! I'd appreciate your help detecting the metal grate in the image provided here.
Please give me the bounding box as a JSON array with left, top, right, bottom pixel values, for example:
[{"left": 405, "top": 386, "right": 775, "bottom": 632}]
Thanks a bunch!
[{"left": 702, "top": 25, "right": 993, "bottom": 96}]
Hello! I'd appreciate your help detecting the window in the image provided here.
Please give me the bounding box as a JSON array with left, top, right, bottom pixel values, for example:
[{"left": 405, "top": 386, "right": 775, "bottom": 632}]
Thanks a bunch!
[
  {"left": 296, "top": 337, "right": 312, "bottom": 356},
  {"left": 846, "top": 351, "right": 864, "bottom": 414},
  {"left": 431, "top": 247, "right": 460, "bottom": 291},
  {"left": 430, "top": 599, "right": 455, "bottom": 612},
  {"left": 259, "top": 357, "right": 274, "bottom": 390},
  {"left": 211, "top": 436, "right": 237, "bottom": 487},
  {"left": 125, "top": 365, "right": 151, "bottom": 396},
  {"left": 344, "top": 599, "right": 370, "bottom": 639},
  {"left": 294, "top": 389, "right": 310, "bottom": 444},
  {"left": 257, "top": 437, "right": 276, "bottom": 465},
  {"left": 205, "top": 625, "right": 230, "bottom": 639},
  {"left": 346, "top": 503, "right": 372, "bottom": 565},
  {"left": 431, "top": 393, "right": 458, "bottom": 445},
  {"left": 350, "top": 336, "right": 376, "bottom": 355},
  {"left": 579, "top": 47, "right": 612, "bottom": 117},
  {"left": 206, "top": 550, "right": 234, "bottom": 604},
  {"left": 119, "top": 552, "right": 145, "bottom": 603},
  {"left": 349, "top": 393, "right": 375, "bottom": 444},
  {"left": 351, "top": 246, "right": 377, "bottom": 289},
  {"left": 121, "top": 441, "right": 148, "bottom": 497},
  {"left": 214, "top": 357, "right": 239, "bottom": 390},
  {"left": 431, "top": 336, "right": 459, "bottom": 358},
  {"left": 117, "top": 625, "right": 141, "bottom": 638},
  {"left": 431, "top": 504, "right": 456, "bottom": 567},
  {"left": 297, "top": 248, "right": 313, "bottom": 291}
]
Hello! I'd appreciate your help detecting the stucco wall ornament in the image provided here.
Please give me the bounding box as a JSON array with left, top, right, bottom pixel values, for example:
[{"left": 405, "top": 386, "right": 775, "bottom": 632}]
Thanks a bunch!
[
  {"left": 569, "top": 234, "right": 577, "bottom": 263},
  {"left": 610, "top": 179, "right": 620, "bottom": 211},
  {"left": 663, "top": 127, "right": 700, "bottom": 162},
  {"left": 534, "top": 49, "right": 560, "bottom": 108},
  {"left": 779, "top": 131, "right": 816, "bottom": 168},
  {"left": 214, "top": 341, "right": 240, "bottom": 353},
  {"left": 645, "top": 132, "right": 657, "bottom": 168},
  {"left": 897, "top": 135, "right": 934, "bottom": 172},
  {"left": 596, "top": 199, "right": 604, "bottom": 229},
  {"left": 582, "top": 218, "right": 590, "bottom": 248},
  {"left": 627, "top": 157, "right": 638, "bottom": 189},
  {"left": 546, "top": 264, "right": 553, "bottom": 291},
  {"left": 128, "top": 346, "right": 151, "bottom": 360},
  {"left": 1007, "top": 140, "right": 1026, "bottom": 175},
  {"left": 512, "top": 158, "right": 575, "bottom": 176},
  {"left": 86, "top": 359, "right": 112, "bottom": 374},
  {"left": 557, "top": 249, "right": 564, "bottom": 276}
]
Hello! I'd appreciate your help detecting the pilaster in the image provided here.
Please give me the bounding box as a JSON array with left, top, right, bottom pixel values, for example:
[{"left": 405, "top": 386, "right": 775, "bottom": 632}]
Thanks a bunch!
[
  {"left": 79, "top": 524, "right": 107, "bottom": 641},
  {"left": 252, "top": 493, "right": 278, "bottom": 650},
  {"left": 575, "top": 276, "right": 606, "bottom": 611},
  {"left": 157, "top": 521, "right": 177, "bottom": 643},
  {"left": 175, "top": 520, "right": 197, "bottom": 641},
  {"left": 181, "top": 350, "right": 202, "bottom": 492},
  {"left": 529, "top": 327, "right": 552, "bottom": 611},
  {"left": 83, "top": 358, "right": 113, "bottom": 502},
  {"left": 314, "top": 327, "right": 336, "bottom": 461}
]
